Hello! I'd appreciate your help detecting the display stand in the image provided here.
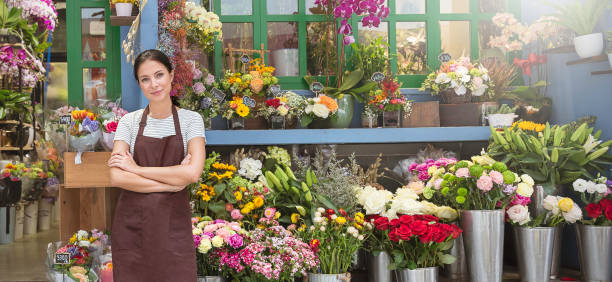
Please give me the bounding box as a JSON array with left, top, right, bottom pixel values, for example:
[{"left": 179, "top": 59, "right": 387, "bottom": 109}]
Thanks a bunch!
[{"left": 60, "top": 152, "right": 119, "bottom": 241}]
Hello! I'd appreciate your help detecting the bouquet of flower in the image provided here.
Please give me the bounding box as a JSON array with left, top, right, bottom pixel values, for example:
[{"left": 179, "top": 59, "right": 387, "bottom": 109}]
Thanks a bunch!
[
  {"left": 48, "top": 229, "right": 108, "bottom": 282},
  {"left": 573, "top": 177, "right": 612, "bottom": 225},
  {"left": 184, "top": 1, "right": 222, "bottom": 54},
  {"left": 230, "top": 215, "right": 317, "bottom": 281},
  {"left": 300, "top": 95, "right": 338, "bottom": 127},
  {"left": 95, "top": 100, "right": 128, "bottom": 151},
  {"left": 0, "top": 45, "right": 46, "bottom": 89},
  {"left": 297, "top": 207, "right": 370, "bottom": 275},
  {"left": 222, "top": 96, "right": 254, "bottom": 120},
  {"left": 178, "top": 61, "right": 221, "bottom": 128},
  {"left": 69, "top": 109, "right": 101, "bottom": 152},
  {"left": 366, "top": 78, "right": 412, "bottom": 114},
  {"left": 405, "top": 158, "right": 457, "bottom": 195},
  {"left": 219, "top": 59, "right": 279, "bottom": 97},
  {"left": 419, "top": 57, "right": 493, "bottom": 101},
  {"left": 1, "top": 162, "right": 27, "bottom": 181},
  {"left": 507, "top": 196, "right": 582, "bottom": 227},
  {"left": 191, "top": 218, "right": 247, "bottom": 277},
  {"left": 258, "top": 91, "right": 306, "bottom": 121},
  {"left": 488, "top": 13, "right": 558, "bottom": 52},
  {"left": 5, "top": 0, "right": 58, "bottom": 32}
]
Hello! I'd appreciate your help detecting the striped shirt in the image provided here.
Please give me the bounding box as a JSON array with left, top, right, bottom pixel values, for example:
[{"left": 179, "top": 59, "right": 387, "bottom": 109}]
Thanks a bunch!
[{"left": 114, "top": 108, "right": 206, "bottom": 155}]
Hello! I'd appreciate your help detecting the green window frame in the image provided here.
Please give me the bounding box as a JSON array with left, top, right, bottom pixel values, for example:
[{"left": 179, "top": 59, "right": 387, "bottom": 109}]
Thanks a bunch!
[
  {"left": 66, "top": 0, "right": 122, "bottom": 107},
  {"left": 215, "top": 0, "right": 522, "bottom": 90}
]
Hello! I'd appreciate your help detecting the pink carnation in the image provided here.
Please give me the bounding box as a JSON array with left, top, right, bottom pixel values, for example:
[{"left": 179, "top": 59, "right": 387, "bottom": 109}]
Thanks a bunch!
[
  {"left": 455, "top": 168, "right": 470, "bottom": 178},
  {"left": 231, "top": 209, "right": 243, "bottom": 220},
  {"left": 476, "top": 175, "right": 493, "bottom": 191},
  {"left": 489, "top": 170, "right": 504, "bottom": 185}
]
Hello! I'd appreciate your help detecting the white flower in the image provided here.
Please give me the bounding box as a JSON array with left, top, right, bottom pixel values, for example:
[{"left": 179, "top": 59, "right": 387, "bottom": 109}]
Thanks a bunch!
[
  {"left": 583, "top": 135, "right": 602, "bottom": 153},
  {"left": 542, "top": 195, "right": 560, "bottom": 215},
  {"left": 317, "top": 207, "right": 325, "bottom": 213},
  {"left": 78, "top": 240, "right": 91, "bottom": 248},
  {"left": 309, "top": 226, "right": 315, "bottom": 231},
  {"left": 420, "top": 201, "right": 438, "bottom": 214},
  {"left": 573, "top": 179, "right": 588, "bottom": 192},
  {"left": 516, "top": 183, "right": 534, "bottom": 197},
  {"left": 562, "top": 204, "right": 582, "bottom": 223},
  {"left": 314, "top": 212, "right": 322, "bottom": 218},
  {"left": 347, "top": 226, "right": 358, "bottom": 236},
  {"left": 277, "top": 105, "right": 289, "bottom": 116},
  {"left": 471, "top": 85, "right": 487, "bottom": 97},
  {"left": 330, "top": 214, "right": 337, "bottom": 220},
  {"left": 507, "top": 205, "right": 530, "bottom": 225},
  {"left": 320, "top": 226, "right": 326, "bottom": 232},
  {"left": 363, "top": 195, "right": 388, "bottom": 215},
  {"left": 358, "top": 235, "right": 364, "bottom": 241},
  {"left": 198, "top": 239, "right": 212, "bottom": 254},
  {"left": 192, "top": 228, "right": 202, "bottom": 235},
  {"left": 77, "top": 230, "right": 88, "bottom": 241},
  {"left": 196, "top": 222, "right": 206, "bottom": 229},
  {"left": 435, "top": 206, "right": 458, "bottom": 221},
  {"left": 455, "top": 85, "right": 467, "bottom": 95},
  {"left": 313, "top": 216, "right": 323, "bottom": 224},
  {"left": 305, "top": 104, "right": 313, "bottom": 114},
  {"left": 312, "top": 103, "right": 330, "bottom": 118},
  {"left": 211, "top": 236, "right": 224, "bottom": 248},
  {"left": 435, "top": 73, "right": 451, "bottom": 84},
  {"left": 392, "top": 198, "right": 425, "bottom": 215},
  {"left": 238, "top": 158, "right": 263, "bottom": 180},
  {"left": 520, "top": 174, "right": 535, "bottom": 186},
  {"left": 460, "top": 74, "right": 471, "bottom": 83},
  {"left": 586, "top": 182, "right": 598, "bottom": 194},
  {"left": 594, "top": 183, "right": 608, "bottom": 194},
  {"left": 514, "top": 173, "right": 521, "bottom": 183},
  {"left": 455, "top": 66, "right": 469, "bottom": 76},
  {"left": 394, "top": 188, "right": 419, "bottom": 201}
]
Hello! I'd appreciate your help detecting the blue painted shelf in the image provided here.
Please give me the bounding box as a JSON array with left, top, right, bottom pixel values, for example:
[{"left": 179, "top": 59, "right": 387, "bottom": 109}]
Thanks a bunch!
[{"left": 205, "top": 126, "right": 492, "bottom": 146}]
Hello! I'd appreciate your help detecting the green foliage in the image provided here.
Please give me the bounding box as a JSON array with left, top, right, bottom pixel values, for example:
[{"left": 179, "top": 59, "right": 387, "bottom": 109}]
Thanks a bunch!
[
  {"left": 487, "top": 104, "right": 518, "bottom": 115},
  {"left": 0, "top": 89, "right": 30, "bottom": 119},
  {"left": 0, "top": 0, "right": 50, "bottom": 57},
  {"left": 318, "top": 69, "right": 378, "bottom": 102},
  {"left": 347, "top": 37, "right": 390, "bottom": 79},
  {"left": 544, "top": 0, "right": 612, "bottom": 36},
  {"left": 502, "top": 80, "right": 550, "bottom": 108}
]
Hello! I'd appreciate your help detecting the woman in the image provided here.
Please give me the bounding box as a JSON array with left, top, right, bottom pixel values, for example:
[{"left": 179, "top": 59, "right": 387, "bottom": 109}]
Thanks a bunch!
[{"left": 107, "top": 49, "right": 206, "bottom": 281}]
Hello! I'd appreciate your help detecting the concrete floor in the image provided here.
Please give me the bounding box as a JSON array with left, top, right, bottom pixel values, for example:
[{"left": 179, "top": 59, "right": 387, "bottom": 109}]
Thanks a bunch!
[{"left": 0, "top": 226, "right": 58, "bottom": 282}]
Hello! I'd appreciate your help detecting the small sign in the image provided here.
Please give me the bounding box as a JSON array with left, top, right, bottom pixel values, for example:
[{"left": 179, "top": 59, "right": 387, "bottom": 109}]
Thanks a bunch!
[
  {"left": 200, "top": 97, "right": 212, "bottom": 109},
  {"left": 242, "top": 96, "right": 256, "bottom": 108},
  {"left": 268, "top": 84, "right": 281, "bottom": 96},
  {"left": 212, "top": 88, "right": 226, "bottom": 101},
  {"left": 89, "top": 21, "right": 105, "bottom": 36},
  {"left": 310, "top": 82, "right": 324, "bottom": 94},
  {"left": 438, "top": 53, "right": 452, "bottom": 63},
  {"left": 59, "top": 115, "right": 72, "bottom": 125},
  {"left": 240, "top": 54, "right": 251, "bottom": 64},
  {"left": 54, "top": 253, "right": 70, "bottom": 264},
  {"left": 371, "top": 72, "right": 385, "bottom": 82}
]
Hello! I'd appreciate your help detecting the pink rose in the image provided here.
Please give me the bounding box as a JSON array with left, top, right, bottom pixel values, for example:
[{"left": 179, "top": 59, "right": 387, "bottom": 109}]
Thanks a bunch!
[
  {"left": 231, "top": 209, "right": 243, "bottom": 220},
  {"left": 105, "top": 121, "right": 118, "bottom": 133},
  {"left": 489, "top": 170, "right": 504, "bottom": 185},
  {"left": 477, "top": 175, "right": 493, "bottom": 191},
  {"left": 472, "top": 76, "right": 483, "bottom": 88},
  {"left": 455, "top": 168, "right": 470, "bottom": 178},
  {"left": 434, "top": 178, "right": 443, "bottom": 190},
  {"left": 203, "top": 225, "right": 217, "bottom": 233},
  {"left": 215, "top": 228, "right": 231, "bottom": 240}
]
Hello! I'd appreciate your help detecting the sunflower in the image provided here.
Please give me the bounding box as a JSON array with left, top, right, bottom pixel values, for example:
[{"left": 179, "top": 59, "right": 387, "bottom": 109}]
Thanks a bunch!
[{"left": 236, "top": 104, "right": 250, "bottom": 117}]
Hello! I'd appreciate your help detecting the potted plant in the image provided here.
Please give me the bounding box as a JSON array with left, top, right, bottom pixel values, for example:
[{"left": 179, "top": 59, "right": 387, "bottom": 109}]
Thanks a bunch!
[
  {"left": 68, "top": 109, "right": 101, "bottom": 153},
  {"left": 420, "top": 57, "right": 493, "bottom": 104},
  {"left": 300, "top": 95, "right": 338, "bottom": 129},
  {"left": 0, "top": 162, "right": 24, "bottom": 206},
  {"left": 503, "top": 81, "right": 551, "bottom": 123},
  {"left": 257, "top": 91, "right": 305, "bottom": 129},
  {"left": 346, "top": 37, "right": 390, "bottom": 82},
  {"left": 570, "top": 177, "right": 612, "bottom": 282},
  {"left": 486, "top": 104, "right": 518, "bottom": 128},
  {"left": 365, "top": 77, "right": 412, "bottom": 128},
  {"left": 545, "top": 0, "right": 612, "bottom": 58},
  {"left": 111, "top": 0, "right": 136, "bottom": 17},
  {"left": 507, "top": 196, "right": 582, "bottom": 282},
  {"left": 95, "top": 100, "right": 127, "bottom": 151}
]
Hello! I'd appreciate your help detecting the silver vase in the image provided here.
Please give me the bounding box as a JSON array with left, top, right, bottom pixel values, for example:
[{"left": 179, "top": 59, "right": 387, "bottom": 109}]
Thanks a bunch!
[
  {"left": 514, "top": 226, "right": 555, "bottom": 282},
  {"left": 528, "top": 185, "right": 563, "bottom": 279},
  {"left": 197, "top": 276, "right": 225, "bottom": 282},
  {"left": 576, "top": 224, "right": 612, "bottom": 282},
  {"left": 395, "top": 267, "right": 438, "bottom": 282},
  {"left": 308, "top": 273, "right": 351, "bottom": 282},
  {"left": 367, "top": 251, "right": 392, "bottom": 282},
  {"left": 550, "top": 225, "right": 563, "bottom": 279},
  {"left": 441, "top": 233, "right": 469, "bottom": 281},
  {"left": 460, "top": 210, "right": 504, "bottom": 282}
]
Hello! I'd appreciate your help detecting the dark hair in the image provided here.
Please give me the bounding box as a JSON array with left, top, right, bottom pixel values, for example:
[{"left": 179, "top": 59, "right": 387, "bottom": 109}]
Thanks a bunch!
[{"left": 133, "top": 49, "right": 179, "bottom": 106}]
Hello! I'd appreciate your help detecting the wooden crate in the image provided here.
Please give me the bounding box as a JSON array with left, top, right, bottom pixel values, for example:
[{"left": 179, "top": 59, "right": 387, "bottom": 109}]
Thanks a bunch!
[
  {"left": 402, "top": 101, "right": 440, "bottom": 127},
  {"left": 439, "top": 103, "right": 482, "bottom": 127},
  {"left": 61, "top": 152, "right": 119, "bottom": 241}
]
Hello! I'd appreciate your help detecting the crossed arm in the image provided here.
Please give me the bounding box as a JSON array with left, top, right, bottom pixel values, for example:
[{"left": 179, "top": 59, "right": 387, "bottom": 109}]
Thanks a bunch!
[{"left": 108, "top": 137, "right": 206, "bottom": 193}]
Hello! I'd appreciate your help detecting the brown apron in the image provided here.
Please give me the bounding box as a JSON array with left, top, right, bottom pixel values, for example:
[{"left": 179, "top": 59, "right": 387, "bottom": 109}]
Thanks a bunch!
[{"left": 111, "top": 106, "right": 196, "bottom": 282}]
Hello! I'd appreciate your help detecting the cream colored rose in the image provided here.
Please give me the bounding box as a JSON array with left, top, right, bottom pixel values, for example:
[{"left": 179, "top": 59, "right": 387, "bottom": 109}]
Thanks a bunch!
[
  {"left": 542, "top": 196, "right": 560, "bottom": 215},
  {"left": 198, "top": 239, "right": 212, "bottom": 254},
  {"left": 394, "top": 188, "right": 419, "bottom": 201},
  {"left": 363, "top": 194, "right": 387, "bottom": 215},
  {"left": 435, "top": 206, "right": 458, "bottom": 221},
  {"left": 516, "top": 183, "right": 534, "bottom": 197},
  {"left": 192, "top": 227, "right": 203, "bottom": 235},
  {"left": 392, "top": 198, "right": 424, "bottom": 215},
  {"left": 562, "top": 204, "right": 582, "bottom": 223},
  {"left": 406, "top": 181, "right": 425, "bottom": 195},
  {"left": 305, "top": 104, "right": 313, "bottom": 114},
  {"left": 312, "top": 103, "right": 330, "bottom": 119},
  {"left": 520, "top": 174, "right": 535, "bottom": 186},
  {"left": 211, "top": 236, "right": 224, "bottom": 248},
  {"left": 277, "top": 105, "right": 289, "bottom": 116},
  {"left": 507, "top": 205, "right": 530, "bottom": 225},
  {"left": 420, "top": 201, "right": 438, "bottom": 214}
]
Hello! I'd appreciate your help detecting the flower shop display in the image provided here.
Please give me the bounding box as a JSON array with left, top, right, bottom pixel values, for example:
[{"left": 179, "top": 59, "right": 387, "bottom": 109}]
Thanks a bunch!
[
  {"left": 301, "top": 95, "right": 338, "bottom": 128},
  {"left": 95, "top": 101, "right": 127, "bottom": 151},
  {"left": 485, "top": 104, "right": 518, "bottom": 128},
  {"left": 178, "top": 62, "right": 221, "bottom": 129},
  {"left": 298, "top": 207, "right": 370, "bottom": 281},
  {"left": 68, "top": 109, "right": 101, "bottom": 153},
  {"left": 419, "top": 57, "right": 493, "bottom": 104},
  {"left": 571, "top": 177, "right": 612, "bottom": 281},
  {"left": 191, "top": 218, "right": 247, "bottom": 279},
  {"left": 47, "top": 229, "right": 109, "bottom": 282},
  {"left": 219, "top": 59, "right": 279, "bottom": 98},
  {"left": 0, "top": 162, "right": 25, "bottom": 206},
  {"left": 366, "top": 77, "right": 412, "bottom": 128},
  {"left": 0, "top": 45, "right": 45, "bottom": 90},
  {"left": 222, "top": 96, "right": 253, "bottom": 129},
  {"left": 257, "top": 91, "right": 305, "bottom": 129},
  {"left": 184, "top": 1, "right": 222, "bottom": 54}
]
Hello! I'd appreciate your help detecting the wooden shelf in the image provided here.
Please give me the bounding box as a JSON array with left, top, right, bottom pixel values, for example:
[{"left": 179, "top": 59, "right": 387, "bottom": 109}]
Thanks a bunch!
[
  {"left": 0, "top": 120, "right": 33, "bottom": 127},
  {"left": 205, "top": 126, "right": 492, "bottom": 146},
  {"left": 110, "top": 15, "right": 137, "bottom": 26},
  {"left": 544, "top": 45, "right": 574, "bottom": 54},
  {"left": 591, "top": 70, "right": 612, "bottom": 75},
  {"left": 566, "top": 54, "right": 607, "bottom": 66},
  {"left": 0, "top": 146, "right": 33, "bottom": 151}
]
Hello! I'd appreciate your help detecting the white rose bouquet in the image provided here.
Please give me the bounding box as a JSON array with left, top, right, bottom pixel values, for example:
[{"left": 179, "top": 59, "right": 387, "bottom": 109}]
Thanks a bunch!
[
  {"left": 419, "top": 57, "right": 494, "bottom": 102},
  {"left": 507, "top": 196, "right": 582, "bottom": 227},
  {"left": 300, "top": 95, "right": 338, "bottom": 127}
]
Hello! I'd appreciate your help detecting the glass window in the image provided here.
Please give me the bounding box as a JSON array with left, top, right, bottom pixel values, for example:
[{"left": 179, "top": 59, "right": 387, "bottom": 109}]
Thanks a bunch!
[
  {"left": 306, "top": 22, "right": 336, "bottom": 76},
  {"left": 479, "top": 21, "right": 503, "bottom": 59},
  {"left": 82, "top": 68, "right": 107, "bottom": 107},
  {"left": 440, "top": 21, "right": 470, "bottom": 59},
  {"left": 306, "top": 0, "right": 328, "bottom": 15},
  {"left": 222, "top": 23, "right": 253, "bottom": 71},
  {"left": 480, "top": 0, "right": 505, "bottom": 13},
  {"left": 267, "top": 0, "right": 298, "bottom": 15},
  {"left": 46, "top": 63, "right": 68, "bottom": 110},
  {"left": 268, "top": 22, "right": 299, "bottom": 76},
  {"left": 221, "top": 0, "right": 252, "bottom": 15},
  {"left": 440, "top": 0, "right": 469, "bottom": 14},
  {"left": 396, "top": 0, "right": 426, "bottom": 14},
  {"left": 396, "top": 22, "right": 427, "bottom": 74},
  {"left": 358, "top": 22, "right": 389, "bottom": 46},
  {"left": 81, "top": 8, "right": 106, "bottom": 61}
]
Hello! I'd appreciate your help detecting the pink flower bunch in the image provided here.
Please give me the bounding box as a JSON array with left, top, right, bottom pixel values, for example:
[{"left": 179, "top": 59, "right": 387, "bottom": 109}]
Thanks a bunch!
[
  {"left": 489, "top": 13, "right": 558, "bottom": 52},
  {"left": 0, "top": 46, "right": 45, "bottom": 89},
  {"left": 6, "top": 0, "right": 58, "bottom": 31},
  {"left": 409, "top": 158, "right": 457, "bottom": 181}
]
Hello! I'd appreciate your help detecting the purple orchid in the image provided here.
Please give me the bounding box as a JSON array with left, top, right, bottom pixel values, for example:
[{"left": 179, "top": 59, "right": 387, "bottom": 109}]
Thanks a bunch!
[
  {"left": 362, "top": 13, "right": 381, "bottom": 28},
  {"left": 338, "top": 19, "right": 353, "bottom": 35},
  {"left": 343, "top": 35, "right": 355, "bottom": 45}
]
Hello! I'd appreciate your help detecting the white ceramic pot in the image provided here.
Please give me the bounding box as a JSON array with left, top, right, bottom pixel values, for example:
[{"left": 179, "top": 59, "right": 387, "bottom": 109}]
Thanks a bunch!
[
  {"left": 271, "top": 48, "right": 299, "bottom": 76},
  {"left": 486, "top": 114, "right": 518, "bottom": 128},
  {"left": 115, "top": 3, "right": 133, "bottom": 17},
  {"left": 574, "top": 33, "right": 604, "bottom": 59}
]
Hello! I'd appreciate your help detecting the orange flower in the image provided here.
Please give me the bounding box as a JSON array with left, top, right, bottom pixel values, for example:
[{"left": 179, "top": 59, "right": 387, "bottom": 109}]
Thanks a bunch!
[{"left": 318, "top": 95, "right": 338, "bottom": 112}]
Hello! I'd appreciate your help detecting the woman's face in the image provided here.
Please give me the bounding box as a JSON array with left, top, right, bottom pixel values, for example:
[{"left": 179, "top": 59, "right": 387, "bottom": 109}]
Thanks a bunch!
[{"left": 136, "top": 59, "right": 174, "bottom": 103}]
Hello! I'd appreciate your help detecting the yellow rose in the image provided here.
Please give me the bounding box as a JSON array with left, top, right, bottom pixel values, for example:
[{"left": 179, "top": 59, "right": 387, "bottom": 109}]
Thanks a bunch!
[
  {"left": 211, "top": 236, "right": 224, "bottom": 248},
  {"left": 336, "top": 216, "right": 347, "bottom": 225},
  {"left": 253, "top": 196, "right": 264, "bottom": 208},
  {"left": 291, "top": 213, "right": 300, "bottom": 224},
  {"left": 234, "top": 191, "right": 243, "bottom": 201},
  {"left": 240, "top": 186, "right": 247, "bottom": 192},
  {"left": 558, "top": 198, "right": 573, "bottom": 213}
]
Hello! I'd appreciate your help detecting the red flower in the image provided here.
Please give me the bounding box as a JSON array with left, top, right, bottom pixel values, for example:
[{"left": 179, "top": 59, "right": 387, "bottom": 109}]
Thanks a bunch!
[
  {"left": 600, "top": 199, "right": 612, "bottom": 209},
  {"left": 416, "top": 214, "right": 439, "bottom": 222},
  {"left": 408, "top": 220, "right": 428, "bottom": 236},
  {"left": 338, "top": 208, "right": 347, "bottom": 217},
  {"left": 396, "top": 224, "right": 412, "bottom": 240},
  {"left": 605, "top": 205, "right": 612, "bottom": 221},
  {"left": 326, "top": 209, "right": 335, "bottom": 216},
  {"left": 399, "top": 215, "right": 414, "bottom": 225},
  {"left": 450, "top": 224, "right": 463, "bottom": 239},
  {"left": 432, "top": 224, "right": 451, "bottom": 243},
  {"left": 419, "top": 229, "right": 434, "bottom": 243},
  {"left": 390, "top": 218, "right": 401, "bottom": 228},
  {"left": 310, "top": 239, "right": 320, "bottom": 253},
  {"left": 586, "top": 203, "right": 602, "bottom": 219},
  {"left": 388, "top": 229, "right": 399, "bottom": 242},
  {"left": 374, "top": 217, "right": 390, "bottom": 231},
  {"left": 266, "top": 98, "right": 281, "bottom": 108}
]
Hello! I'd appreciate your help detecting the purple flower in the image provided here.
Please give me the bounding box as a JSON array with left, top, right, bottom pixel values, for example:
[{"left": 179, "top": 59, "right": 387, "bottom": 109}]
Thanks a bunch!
[
  {"left": 202, "top": 231, "right": 214, "bottom": 239},
  {"left": 503, "top": 184, "right": 517, "bottom": 195},
  {"left": 377, "top": 5, "right": 389, "bottom": 18},
  {"left": 192, "top": 68, "right": 203, "bottom": 80},
  {"left": 362, "top": 14, "right": 381, "bottom": 28},
  {"left": 193, "top": 234, "right": 201, "bottom": 247},
  {"left": 213, "top": 219, "right": 226, "bottom": 224},
  {"left": 82, "top": 117, "right": 99, "bottom": 133},
  {"left": 228, "top": 234, "right": 243, "bottom": 249},
  {"left": 408, "top": 162, "right": 418, "bottom": 172},
  {"left": 343, "top": 35, "right": 355, "bottom": 45},
  {"left": 205, "top": 74, "right": 215, "bottom": 86},
  {"left": 359, "top": 0, "right": 378, "bottom": 13},
  {"left": 334, "top": 4, "right": 353, "bottom": 19},
  {"left": 337, "top": 19, "right": 353, "bottom": 35},
  {"left": 511, "top": 195, "right": 531, "bottom": 206},
  {"left": 193, "top": 82, "right": 205, "bottom": 94}
]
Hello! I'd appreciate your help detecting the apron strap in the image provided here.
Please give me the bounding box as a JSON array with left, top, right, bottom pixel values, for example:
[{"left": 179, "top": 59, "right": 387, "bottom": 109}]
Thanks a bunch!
[
  {"left": 137, "top": 106, "right": 150, "bottom": 136},
  {"left": 171, "top": 106, "right": 184, "bottom": 145}
]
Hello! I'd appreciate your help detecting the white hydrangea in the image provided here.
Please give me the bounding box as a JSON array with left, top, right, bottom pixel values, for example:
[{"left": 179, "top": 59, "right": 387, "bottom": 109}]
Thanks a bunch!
[
  {"left": 573, "top": 179, "right": 589, "bottom": 193},
  {"left": 238, "top": 158, "right": 262, "bottom": 180}
]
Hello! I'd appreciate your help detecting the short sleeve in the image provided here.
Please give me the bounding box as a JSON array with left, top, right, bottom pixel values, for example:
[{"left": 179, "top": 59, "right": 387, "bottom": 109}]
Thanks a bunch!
[
  {"left": 114, "top": 113, "right": 133, "bottom": 145},
  {"left": 185, "top": 111, "right": 206, "bottom": 143}
]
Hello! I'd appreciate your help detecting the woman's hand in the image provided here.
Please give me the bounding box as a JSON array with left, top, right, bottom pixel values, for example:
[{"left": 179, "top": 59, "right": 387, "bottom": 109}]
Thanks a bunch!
[{"left": 108, "top": 151, "right": 140, "bottom": 174}]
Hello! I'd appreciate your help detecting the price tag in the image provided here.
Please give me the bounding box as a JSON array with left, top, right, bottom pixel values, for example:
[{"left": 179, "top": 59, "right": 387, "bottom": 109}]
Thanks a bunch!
[
  {"left": 242, "top": 96, "right": 256, "bottom": 108},
  {"left": 200, "top": 97, "right": 213, "bottom": 109},
  {"left": 240, "top": 54, "right": 251, "bottom": 64},
  {"left": 310, "top": 82, "right": 323, "bottom": 94},
  {"left": 371, "top": 72, "right": 385, "bottom": 82},
  {"left": 268, "top": 84, "right": 281, "bottom": 96},
  {"left": 438, "top": 53, "right": 452, "bottom": 63},
  {"left": 54, "top": 253, "right": 70, "bottom": 264},
  {"left": 212, "top": 88, "right": 226, "bottom": 101},
  {"left": 59, "top": 115, "right": 72, "bottom": 125}
]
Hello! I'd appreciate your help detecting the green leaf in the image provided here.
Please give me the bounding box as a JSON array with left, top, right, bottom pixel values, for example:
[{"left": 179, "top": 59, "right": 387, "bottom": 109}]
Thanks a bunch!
[
  {"left": 208, "top": 201, "right": 226, "bottom": 215},
  {"left": 300, "top": 115, "right": 312, "bottom": 127},
  {"left": 314, "top": 193, "right": 337, "bottom": 211},
  {"left": 214, "top": 183, "right": 226, "bottom": 195},
  {"left": 440, "top": 240, "right": 454, "bottom": 251},
  {"left": 521, "top": 169, "right": 547, "bottom": 182},
  {"left": 439, "top": 254, "right": 457, "bottom": 264},
  {"left": 224, "top": 190, "right": 237, "bottom": 204},
  {"left": 338, "top": 69, "right": 364, "bottom": 92}
]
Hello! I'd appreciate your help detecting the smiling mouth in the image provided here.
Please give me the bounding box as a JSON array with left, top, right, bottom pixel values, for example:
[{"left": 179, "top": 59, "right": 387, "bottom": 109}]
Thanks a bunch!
[{"left": 151, "top": 90, "right": 162, "bottom": 95}]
